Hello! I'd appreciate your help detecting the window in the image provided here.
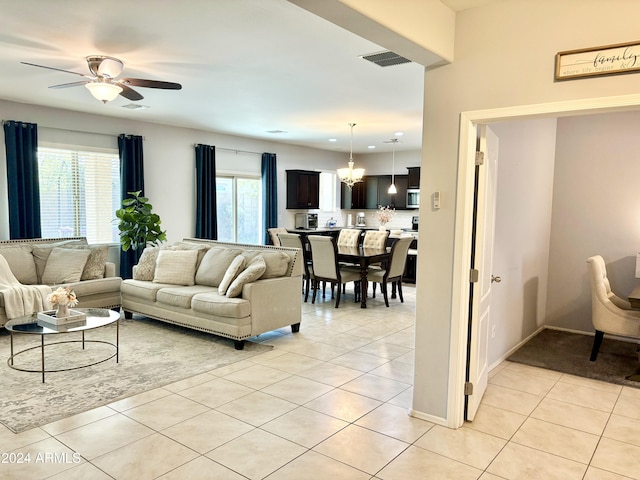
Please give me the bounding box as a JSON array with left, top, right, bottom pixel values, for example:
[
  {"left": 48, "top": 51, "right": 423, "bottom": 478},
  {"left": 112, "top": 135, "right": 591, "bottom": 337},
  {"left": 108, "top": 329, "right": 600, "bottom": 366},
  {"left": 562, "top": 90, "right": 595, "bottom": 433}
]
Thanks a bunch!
[
  {"left": 319, "top": 171, "right": 336, "bottom": 212},
  {"left": 216, "top": 176, "right": 262, "bottom": 244},
  {"left": 38, "top": 146, "right": 121, "bottom": 243}
]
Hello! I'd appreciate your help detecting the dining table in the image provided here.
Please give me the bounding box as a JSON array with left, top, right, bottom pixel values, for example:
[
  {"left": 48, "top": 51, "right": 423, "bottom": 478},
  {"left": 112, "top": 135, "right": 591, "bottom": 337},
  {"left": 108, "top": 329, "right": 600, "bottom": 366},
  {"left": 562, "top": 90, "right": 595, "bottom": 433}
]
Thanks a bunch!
[{"left": 337, "top": 245, "right": 390, "bottom": 308}]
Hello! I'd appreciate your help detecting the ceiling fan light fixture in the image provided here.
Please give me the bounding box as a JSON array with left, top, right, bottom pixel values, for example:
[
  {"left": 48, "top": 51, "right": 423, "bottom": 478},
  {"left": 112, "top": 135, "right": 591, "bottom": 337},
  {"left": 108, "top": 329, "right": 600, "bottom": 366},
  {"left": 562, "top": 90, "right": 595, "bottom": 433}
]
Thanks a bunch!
[{"left": 85, "top": 82, "right": 122, "bottom": 103}]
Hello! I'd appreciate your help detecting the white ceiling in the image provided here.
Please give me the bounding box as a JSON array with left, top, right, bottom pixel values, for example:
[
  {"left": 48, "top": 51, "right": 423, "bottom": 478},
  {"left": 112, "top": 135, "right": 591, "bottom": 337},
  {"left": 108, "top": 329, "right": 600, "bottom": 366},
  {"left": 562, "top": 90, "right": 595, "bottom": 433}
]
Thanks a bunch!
[{"left": 0, "top": 0, "right": 489, "bottom": 154}]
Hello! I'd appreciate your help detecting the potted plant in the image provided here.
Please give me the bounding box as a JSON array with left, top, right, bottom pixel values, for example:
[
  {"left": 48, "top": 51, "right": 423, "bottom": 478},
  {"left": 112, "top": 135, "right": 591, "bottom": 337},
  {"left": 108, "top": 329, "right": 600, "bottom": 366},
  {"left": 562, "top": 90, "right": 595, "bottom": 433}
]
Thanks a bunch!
[{"left": 116, "top": 190, "right": 167, "bottom": 253}]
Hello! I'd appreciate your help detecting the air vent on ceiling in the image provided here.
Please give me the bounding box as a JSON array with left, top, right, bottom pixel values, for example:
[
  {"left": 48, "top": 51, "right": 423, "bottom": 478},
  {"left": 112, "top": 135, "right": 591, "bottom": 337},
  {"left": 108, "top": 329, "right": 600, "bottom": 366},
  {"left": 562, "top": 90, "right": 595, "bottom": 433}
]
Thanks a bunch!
[{"left": 360, "top": 50, "right": 412, "bottom": 67}]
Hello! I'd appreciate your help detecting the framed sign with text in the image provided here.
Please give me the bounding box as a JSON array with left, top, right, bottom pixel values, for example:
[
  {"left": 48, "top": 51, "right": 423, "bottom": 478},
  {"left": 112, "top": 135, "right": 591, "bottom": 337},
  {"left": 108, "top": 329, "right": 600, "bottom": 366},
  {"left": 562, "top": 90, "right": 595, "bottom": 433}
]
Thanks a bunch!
[{"left": 555, "top": 41, "right": 640, "bottom": 81}]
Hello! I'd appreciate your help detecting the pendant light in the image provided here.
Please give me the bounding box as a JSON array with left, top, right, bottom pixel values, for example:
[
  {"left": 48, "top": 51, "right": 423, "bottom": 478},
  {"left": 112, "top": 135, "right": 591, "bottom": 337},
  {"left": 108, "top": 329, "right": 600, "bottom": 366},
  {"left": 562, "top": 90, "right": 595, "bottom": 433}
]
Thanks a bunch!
[
  {"left": 337, "top": 123, "right": 365, "bottom": 189},
  {"left": 388, "top": 138, "right": 398, "bottom": 194}
]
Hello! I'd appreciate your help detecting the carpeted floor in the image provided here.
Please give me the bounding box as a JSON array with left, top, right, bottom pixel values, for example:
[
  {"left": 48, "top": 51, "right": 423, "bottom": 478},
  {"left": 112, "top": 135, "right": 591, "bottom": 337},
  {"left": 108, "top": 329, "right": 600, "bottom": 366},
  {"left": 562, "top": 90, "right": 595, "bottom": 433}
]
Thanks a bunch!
[
  {"left": 507, "top": 328, "right": 640, "bottom": 388},
  {"left": 0, "top": 316, "right": 271, "bottom": 433}
]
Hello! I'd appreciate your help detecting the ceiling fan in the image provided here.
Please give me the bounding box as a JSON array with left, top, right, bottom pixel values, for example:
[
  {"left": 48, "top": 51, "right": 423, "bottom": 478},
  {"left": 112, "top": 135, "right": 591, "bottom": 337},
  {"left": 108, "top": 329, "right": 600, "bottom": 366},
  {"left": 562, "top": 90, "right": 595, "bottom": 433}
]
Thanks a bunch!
[{"left": 21, "top": 55, "right": 182, "bottom": 103}]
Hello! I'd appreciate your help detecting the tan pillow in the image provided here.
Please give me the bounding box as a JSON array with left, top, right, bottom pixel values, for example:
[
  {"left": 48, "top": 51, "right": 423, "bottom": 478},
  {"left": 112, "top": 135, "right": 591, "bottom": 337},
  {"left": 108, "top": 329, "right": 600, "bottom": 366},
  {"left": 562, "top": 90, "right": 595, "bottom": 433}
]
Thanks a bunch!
[
  {"left": 0, "top": 245, "right": 37, "bottom": 284},
  {"left": 153, "top": 249, "right": 199, "bottom": 286},
  {"left": 226, "top": 256, "right": 266, "bottom": 298},
  {"left": 241, "top": 250, "right": 290, "bottom": 279},
  {"left": 42, "top": 247, "right": 91, "bottom": 284},
  {"left": 61, "top": 245, "right": 109, "bottom": 280},
  {"left": 195, "top": 247, "right": 243, "bottom": 287},
  {"left": 170, "top": 242, "right": 210, "bottom": 268},
  {"left": 133, "top": 246, "right": 160, "bottom": 281},
  {"left": 218, "top": 255, "right": 246, "bottom": 295},
  {"left": 32, "top": 239, "right": 88, "bottom": 282}
]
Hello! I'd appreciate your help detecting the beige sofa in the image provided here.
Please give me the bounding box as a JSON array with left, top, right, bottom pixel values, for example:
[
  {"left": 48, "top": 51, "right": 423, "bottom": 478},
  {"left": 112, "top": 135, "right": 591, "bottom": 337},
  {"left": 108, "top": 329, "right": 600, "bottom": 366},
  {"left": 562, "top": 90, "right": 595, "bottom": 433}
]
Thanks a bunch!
[
  {"left": 0, "top": 237, "right": 122, "bottom": 327},
  {"left": 121, "top": 238, "right": 303, "bottom": 349}
]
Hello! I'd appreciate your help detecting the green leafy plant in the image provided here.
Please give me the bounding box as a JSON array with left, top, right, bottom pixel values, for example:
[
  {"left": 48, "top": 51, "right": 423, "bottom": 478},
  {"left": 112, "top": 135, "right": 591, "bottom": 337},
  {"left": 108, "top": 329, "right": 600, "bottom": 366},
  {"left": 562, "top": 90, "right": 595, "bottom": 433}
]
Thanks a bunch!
[{"left": 116, "top": 191, "right": 167, "bottom": 252}]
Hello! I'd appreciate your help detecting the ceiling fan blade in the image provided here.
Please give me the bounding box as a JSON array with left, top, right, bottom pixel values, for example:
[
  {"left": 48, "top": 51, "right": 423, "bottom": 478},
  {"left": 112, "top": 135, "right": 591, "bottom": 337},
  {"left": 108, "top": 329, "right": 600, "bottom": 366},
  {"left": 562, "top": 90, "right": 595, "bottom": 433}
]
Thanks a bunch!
[
  {"left": 119, "top": 84, "right": 144, "bottom": 101},
  {"left": 49, "top": 80, "right": 90, "bottom": 89},
  {"left": 21, "top": 61, "right": 88, "bottom": 77},
  {"left": 120, "top": 78, "right": 182, "bottom": 90}
]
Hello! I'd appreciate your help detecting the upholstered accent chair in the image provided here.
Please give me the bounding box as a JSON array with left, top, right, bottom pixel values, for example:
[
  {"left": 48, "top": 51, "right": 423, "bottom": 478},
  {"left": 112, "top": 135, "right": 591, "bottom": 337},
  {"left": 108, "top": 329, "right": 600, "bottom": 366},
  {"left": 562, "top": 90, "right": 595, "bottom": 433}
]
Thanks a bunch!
[
  {"left": 586, "top": 255, "right": 640, "bottom": 361},
  {"left": 307, "top": 235, "right": 360, "bottom": 308},
  {"left": 369, "top": 236, "right": 413, "bottom": 307}
]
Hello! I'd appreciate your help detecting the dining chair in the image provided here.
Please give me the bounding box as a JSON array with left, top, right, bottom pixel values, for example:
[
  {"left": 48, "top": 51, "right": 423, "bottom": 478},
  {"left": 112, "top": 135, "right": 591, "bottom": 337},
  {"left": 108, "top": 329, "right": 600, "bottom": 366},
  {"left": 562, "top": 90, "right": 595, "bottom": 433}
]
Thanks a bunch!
[
  {"left": 267, "top": 227, "right": 288, "bottom": 246},
  {"left": 337, "top": 228, "right": 362, "bottom": 247},
  {"left": 307, "top": 235, "right": 361, "bottom": 308},
  {"left": 368, "top": 236, "right": 413, "bottom": 307},
  {"left": 278, "top": 232, "right": 314, "bottom": 302},
  {"left": 586, "top": 255, "right": 640, "bottom": 361},
  {"left": 362, "top": 230, "right": 389, "bottom": 249}
]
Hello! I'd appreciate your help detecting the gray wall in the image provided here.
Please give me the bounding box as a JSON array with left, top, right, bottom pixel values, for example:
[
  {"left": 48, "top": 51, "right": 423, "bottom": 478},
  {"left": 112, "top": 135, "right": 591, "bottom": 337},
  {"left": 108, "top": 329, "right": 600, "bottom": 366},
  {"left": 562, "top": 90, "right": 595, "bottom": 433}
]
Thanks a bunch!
[{"left": 546, "top": 110, "right": 640, "bottom": 332}]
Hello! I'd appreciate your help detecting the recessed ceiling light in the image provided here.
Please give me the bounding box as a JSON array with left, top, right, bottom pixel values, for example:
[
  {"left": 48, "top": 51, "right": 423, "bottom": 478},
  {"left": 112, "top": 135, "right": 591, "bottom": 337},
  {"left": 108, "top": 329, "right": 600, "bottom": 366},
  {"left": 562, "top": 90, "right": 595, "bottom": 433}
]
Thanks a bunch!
[
  {"left": 368, "top": 145, "right": 376, "bottom": 149},
  {"left": 328, "top": 138, "right": 337, "bottom": 142},
  {"left": 394, "top": 131, "right": 404, "bottom": 136}
]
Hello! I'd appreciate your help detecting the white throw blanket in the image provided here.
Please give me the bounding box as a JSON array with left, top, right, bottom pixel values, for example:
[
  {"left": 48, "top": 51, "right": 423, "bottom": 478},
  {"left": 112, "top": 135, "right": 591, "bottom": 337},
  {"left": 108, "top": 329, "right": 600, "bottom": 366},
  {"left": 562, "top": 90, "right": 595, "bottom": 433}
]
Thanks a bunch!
[{"left": 0, "top": 255, "right": 51, "bottom": 319}]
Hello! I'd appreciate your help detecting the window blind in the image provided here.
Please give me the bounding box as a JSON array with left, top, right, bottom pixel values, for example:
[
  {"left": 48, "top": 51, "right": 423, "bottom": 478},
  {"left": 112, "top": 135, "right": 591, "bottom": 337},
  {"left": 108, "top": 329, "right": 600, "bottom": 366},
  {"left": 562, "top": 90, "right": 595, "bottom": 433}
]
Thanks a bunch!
[{"left": 38, "top": 147, "right": 121, "bottom": 243}]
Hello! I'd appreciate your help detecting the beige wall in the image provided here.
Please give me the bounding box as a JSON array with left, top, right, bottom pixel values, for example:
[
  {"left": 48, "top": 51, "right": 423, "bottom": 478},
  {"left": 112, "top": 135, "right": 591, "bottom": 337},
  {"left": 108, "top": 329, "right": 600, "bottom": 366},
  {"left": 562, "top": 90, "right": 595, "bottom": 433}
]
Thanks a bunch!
[{"left": 417, "top": 0, "right": 640, "bottom": 423}]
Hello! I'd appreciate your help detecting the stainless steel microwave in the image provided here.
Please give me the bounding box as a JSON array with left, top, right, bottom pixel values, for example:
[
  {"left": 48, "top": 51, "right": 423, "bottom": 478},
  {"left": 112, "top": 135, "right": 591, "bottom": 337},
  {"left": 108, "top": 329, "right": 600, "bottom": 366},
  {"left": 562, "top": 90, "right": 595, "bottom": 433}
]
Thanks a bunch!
[
  {"left": 295, "top": 213, "right": 318, "bottom": 229},
  {"left": 406, "top": 189, "right": 420, "bottom": 209}
]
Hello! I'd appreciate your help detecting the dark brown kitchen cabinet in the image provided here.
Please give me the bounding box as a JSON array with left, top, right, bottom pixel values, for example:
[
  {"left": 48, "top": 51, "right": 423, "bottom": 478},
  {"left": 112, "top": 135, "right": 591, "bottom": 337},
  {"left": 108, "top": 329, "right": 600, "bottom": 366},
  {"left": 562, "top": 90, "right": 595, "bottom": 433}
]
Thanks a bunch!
[
  {"left": 286, "top": 170, "right": 319, "bottom": 209},
  {"left": 340, "top": 179, "right": 366, "bottom": 209},
  {"left": 407, "top": 167, "right": 421, "bottom": 189},
  {"left": 393, "top": 175, "right": 408, "bottom": 209}
]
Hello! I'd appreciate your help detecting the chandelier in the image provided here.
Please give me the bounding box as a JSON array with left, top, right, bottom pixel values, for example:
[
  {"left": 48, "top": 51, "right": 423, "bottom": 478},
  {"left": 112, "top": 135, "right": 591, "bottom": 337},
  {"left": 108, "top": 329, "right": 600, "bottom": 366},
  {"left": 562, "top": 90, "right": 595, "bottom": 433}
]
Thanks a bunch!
[{"left": 337, "top": 123, "right": 365, "bottom": 189}]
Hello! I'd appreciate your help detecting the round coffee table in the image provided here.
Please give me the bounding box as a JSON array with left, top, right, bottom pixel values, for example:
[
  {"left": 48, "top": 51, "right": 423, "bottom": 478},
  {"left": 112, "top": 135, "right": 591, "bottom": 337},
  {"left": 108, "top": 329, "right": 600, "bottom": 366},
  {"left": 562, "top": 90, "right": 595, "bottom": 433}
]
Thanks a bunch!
[{"left": 5, "top": 308, "right": 120, "bottom": 383}]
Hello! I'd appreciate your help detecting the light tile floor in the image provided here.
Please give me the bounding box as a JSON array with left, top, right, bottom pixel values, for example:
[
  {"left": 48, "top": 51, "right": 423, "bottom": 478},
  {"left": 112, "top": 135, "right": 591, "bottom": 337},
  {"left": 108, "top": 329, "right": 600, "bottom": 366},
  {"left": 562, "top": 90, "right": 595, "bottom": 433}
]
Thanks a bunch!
[{"left": 2, "top": 285, "right": 640, "bottom": 479}]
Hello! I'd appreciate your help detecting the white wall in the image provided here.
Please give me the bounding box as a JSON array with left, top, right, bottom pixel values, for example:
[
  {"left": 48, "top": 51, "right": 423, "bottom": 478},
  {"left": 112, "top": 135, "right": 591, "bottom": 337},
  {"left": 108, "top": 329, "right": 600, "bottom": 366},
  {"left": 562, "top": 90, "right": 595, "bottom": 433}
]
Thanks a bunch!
[
  {"left": 489, "top": 118, "right": 556, "bottom": 367},
  {"left": 546, "top": 110, "right": 640, "bottom": 333},
  {"left": 0, "top": 99, "right": 348, "bottom": 242}
]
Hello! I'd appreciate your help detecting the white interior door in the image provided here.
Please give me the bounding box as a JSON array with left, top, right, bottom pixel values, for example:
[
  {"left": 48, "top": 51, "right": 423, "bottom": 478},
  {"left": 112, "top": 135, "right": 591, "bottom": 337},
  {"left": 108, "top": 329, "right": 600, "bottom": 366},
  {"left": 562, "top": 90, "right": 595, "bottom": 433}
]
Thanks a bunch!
[{"left": 465, "top": 124, "right": 499, "bottom": 421}]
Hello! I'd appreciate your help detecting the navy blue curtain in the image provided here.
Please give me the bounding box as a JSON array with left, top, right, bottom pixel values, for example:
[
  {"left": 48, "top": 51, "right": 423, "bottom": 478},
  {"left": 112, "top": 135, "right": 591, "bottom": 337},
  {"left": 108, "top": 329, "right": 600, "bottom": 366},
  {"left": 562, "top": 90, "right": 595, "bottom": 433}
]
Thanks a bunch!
[
  {"left": 3, "top": 120, "right": 41, "bottom": 239},
  {"left": 261, "top": 152, "right": 277, "bottom": 244},
  {"left": 195, "top": 144, "right": 217, "bottom": 240},
  {"left": 118, "top": 134, "right": 145, "bottom": 279}
]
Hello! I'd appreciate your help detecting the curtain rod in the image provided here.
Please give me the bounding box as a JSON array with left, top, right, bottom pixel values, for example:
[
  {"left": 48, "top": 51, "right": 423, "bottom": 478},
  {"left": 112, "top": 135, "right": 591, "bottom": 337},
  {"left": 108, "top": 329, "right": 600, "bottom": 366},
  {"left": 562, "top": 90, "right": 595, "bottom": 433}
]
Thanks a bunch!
[
  {"left": 195, "top": 144, "right": 263, "bottom": 156},
  {"left": 2, "top": 122, "right": 145, "bottom": 140}
]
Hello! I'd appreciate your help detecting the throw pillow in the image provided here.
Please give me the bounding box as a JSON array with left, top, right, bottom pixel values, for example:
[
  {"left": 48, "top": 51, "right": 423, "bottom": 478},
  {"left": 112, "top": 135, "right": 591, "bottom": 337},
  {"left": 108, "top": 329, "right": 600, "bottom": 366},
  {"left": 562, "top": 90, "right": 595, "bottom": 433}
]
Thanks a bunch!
[
  {"left": 42, "top": 247, "right": 91, "bottom": 284},
  {"left": 0, "top": 245, "right": 37, "bottom": 284},
  {"left": 133, "top": 246, "right": 160, "bottom": 281},
  {"left": 226, "top": 256, "right": 266, "bottom": 298},
  {"left": 218, "top": 255, "right": 246, "bottom": 295},
  {"left": 195, "top": 247, "right": 243, "bottom": 287},
  {"left": 32, "top": 239, "right": 88, "bottom": 283},
  {"left": 153, "top": 249, "right": 199, "bottom": 286},
  {"left": 61, "top": 244, "right": 109, "bottom": 280},
  {"left": 241, "top": 250, "right": 290, "bottom": 279}
]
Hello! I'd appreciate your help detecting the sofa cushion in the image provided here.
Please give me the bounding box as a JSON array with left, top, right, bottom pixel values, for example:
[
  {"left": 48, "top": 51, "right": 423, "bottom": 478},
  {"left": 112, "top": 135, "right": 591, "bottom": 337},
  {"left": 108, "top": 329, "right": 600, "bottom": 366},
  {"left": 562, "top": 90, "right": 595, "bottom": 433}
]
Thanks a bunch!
[
  {"left": 31, "top": 239, "right": 88, "bottom": 283},
  {"left": 0, "top": 245, "right": 37, "bottom": 284},
  {"left": 67, "top": 276, "right": 123, "bottom": 298},
  {"left": 61, "top": 244, "right": 109, "bottom": 280},
  {"left": 195, "top": 247, "right": 243, "bottom": 287},
  {"left": 121, "top": 279, "right": 173, "bottom": 302},
  {"left": 227, "top": 256, "right": 267, "bottom": 298},
  {"left": 42, "top": 247, "right": 91, "bottom": 284},
  {"left": 218, "top": 255, "right": 246, "bottom": 295},
  {"left": 156, "top": 285, "right": 217, "bottom": 309},
  {"left": 240, "top": 250, "right": 290, "bottom": 279},
  {"left": 153, "top": 250, "right": 199, "bottom": 286},
  {"left": 133, "top": 246, "right": 160, "bottom": 281},
  {"left": 191, "top": 292, "right": 251, "bottom": 319}
]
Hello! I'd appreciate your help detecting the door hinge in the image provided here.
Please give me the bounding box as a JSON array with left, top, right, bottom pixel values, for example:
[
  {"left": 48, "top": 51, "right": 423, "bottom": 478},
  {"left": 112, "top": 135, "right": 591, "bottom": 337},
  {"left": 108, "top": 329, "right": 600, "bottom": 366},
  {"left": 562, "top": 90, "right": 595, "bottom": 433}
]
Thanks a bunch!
[
  {"left": 469, "top": 269, "right": 479, "bottom": 283},
  {"left": 475, "top": 151, "right": 485, "bottom": 166},
  {"left": 464, "top": 382, "right": 474, "bottom": 395}
]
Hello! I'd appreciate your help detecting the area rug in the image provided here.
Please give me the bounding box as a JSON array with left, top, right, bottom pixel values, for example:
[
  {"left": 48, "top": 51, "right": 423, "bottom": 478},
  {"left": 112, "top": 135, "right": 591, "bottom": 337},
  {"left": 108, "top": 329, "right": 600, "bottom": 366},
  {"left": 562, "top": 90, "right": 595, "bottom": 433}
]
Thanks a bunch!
[
  {"left": 507, "top": 328, "right": 640, "bottom": 388},
  {"left": 0, "top": 317, "right": 271, "bottom": 433}
]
